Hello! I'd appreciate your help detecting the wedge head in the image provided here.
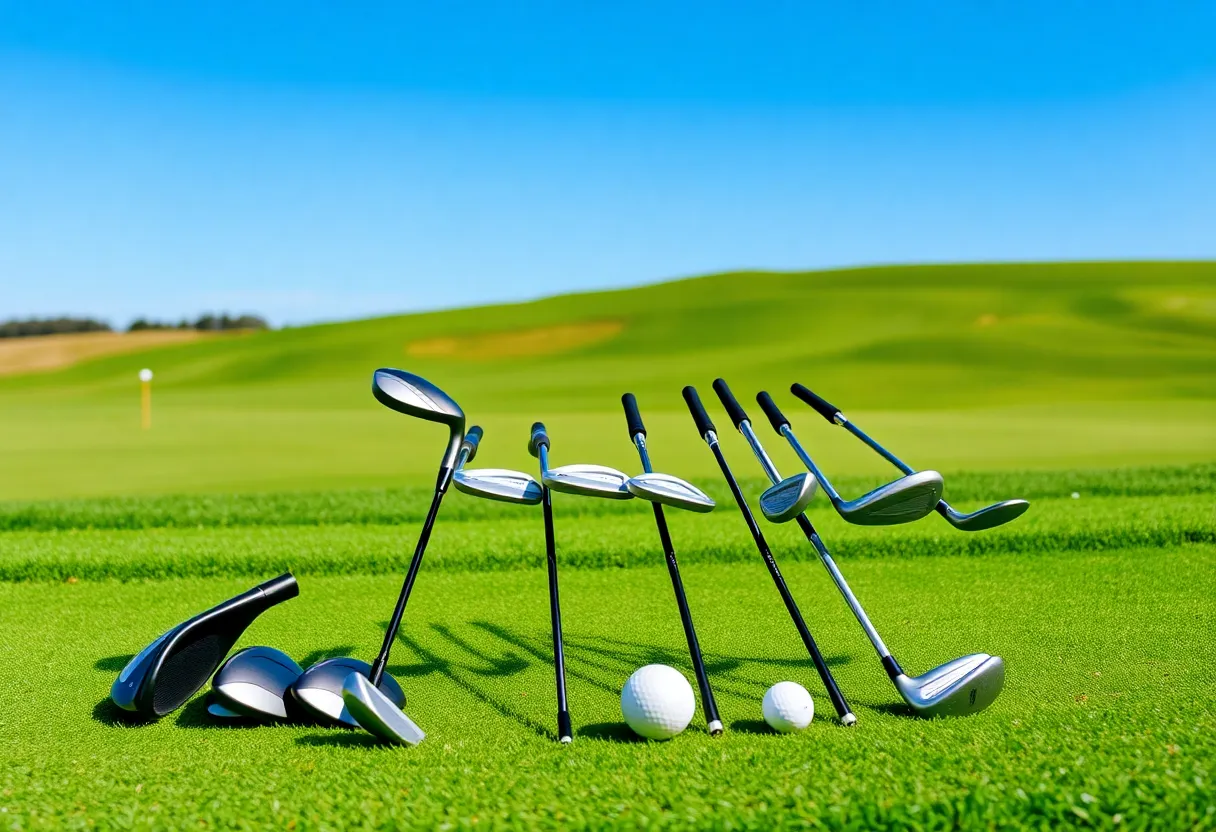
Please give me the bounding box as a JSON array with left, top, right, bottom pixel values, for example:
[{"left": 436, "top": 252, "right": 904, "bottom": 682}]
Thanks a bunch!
[
  {"left": 759, "top": 473, "right": 818, "bottom": 523},
  {"left": 543, "top": 463, "right": 634, "bottom": 499},
  {"left": 626, "top": 473, "right": 715, "bottom": 513},
  {"left": 291, "top": 657, "right": 405, "bottom": 727},
  {"left": 941, "top": 499, "right": 1030, "bottom": 531},
  {"left": 839, "top": 470, "right": 944, "bottom": 525},
  {"left": 894, "top": 653, "right": 1005, "bottom": 717},
  {"left": 454, "top": 468, "right": 543, "bottom": 505},
  {"left": 343, "top": 672, "right": 426, "bottom": 746}
]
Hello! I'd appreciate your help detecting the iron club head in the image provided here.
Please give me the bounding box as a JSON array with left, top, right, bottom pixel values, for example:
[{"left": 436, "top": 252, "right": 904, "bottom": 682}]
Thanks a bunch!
[
  {"left": 892, "top": 653, "right": 1005, "bottom": 717},
  {"left": 833, "top": 470, "right": 945, "bottom": 525},
  {"left": 940, "top": 499, "right": 1030, "bottom": 531},
  {"left": 543, "top": 463, "right": 634, "bottom": 499},
  {"left": 291, "top": 657, "right": 405, "bottom": 727},
  {"left": 626, "top": 472, "right": 715, "bottom": 513},
  {"left": 454, "top": 468, "right": 544, "bottom": 505},
  {"left": 758, "top": 472, "right": 818, "bottom": 523},
  {"left": 342, "top": 672, "right": 426, "bottom": 746}
]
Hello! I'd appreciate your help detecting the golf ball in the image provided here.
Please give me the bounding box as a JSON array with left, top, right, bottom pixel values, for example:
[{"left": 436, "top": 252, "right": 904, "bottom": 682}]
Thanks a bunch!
[
  {"left": 762, "top": 681, "right": 814, "bottom": 733},
  {"left": 620, "top": 664, "right": 695, "bottom": 740}
]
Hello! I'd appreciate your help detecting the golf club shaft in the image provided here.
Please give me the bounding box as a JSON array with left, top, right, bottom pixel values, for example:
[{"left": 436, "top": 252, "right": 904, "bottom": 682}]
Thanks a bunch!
[
  {"left": 370, "top": 476, "right": 449, "bottom": 686},
  {"left": 535, "top": 439, "right": 573, "bottom": 742},
  {"left": 629, "top": 427, "right": 722, "bottom": 733}
]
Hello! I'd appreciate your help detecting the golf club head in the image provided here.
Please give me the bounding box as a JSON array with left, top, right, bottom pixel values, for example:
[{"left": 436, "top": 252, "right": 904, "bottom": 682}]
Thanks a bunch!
[
  {"left": 758, "top": 473, "right": 818, "bottom": 523},
  {"left": 893, "top": 653, "right": 1005, "bottom": 718},
  {"left": 290, "top": 657, "right": 405, "bottom": 728},
  {"left": 110, "top": 573, "right": 299, "bottom": 719},
  {"left": 372, "top": 368, "right": 466, "bottom": 470},
  {"left": 205, "top": 692, "right": 255, "bottom": 721},
  {"left": 209, "top": 646, "right": 304, "bottom": 722},
  {"left": 543, "top": 463, "right": 634, "bottom": 500},
  {"left": 342, "top": 671, "right": 426, "bottom": 746},
  {"left": 454, "top": 468, "right": 544, "bottom": 505},
  {"left": 838, "top": 470, "right": 944, "bottom": 525},
  {"left": 626, "top": 472, "right": 715, "bottom": 513},
  {"left": 940, "top": 499, "right": 1030, "bottom": 531}
]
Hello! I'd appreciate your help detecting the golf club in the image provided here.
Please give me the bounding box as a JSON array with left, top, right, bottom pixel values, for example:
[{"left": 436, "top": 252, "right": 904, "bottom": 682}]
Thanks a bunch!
[
  {"left": 621, "top": 393, "right": 722, "bottom": 735},
  {"left": 683, "top": 385, "right": 856, "bottom": 726},
  {"left": 111, "top": 572, "right": 299, "bottom": 719},
  {"left": 791, "top": 383, "right": 1030, "bottom": 531},
  {"left": 207, "top": 646, "right": 305, "bottom": 722},
  {"left": 453, "top": 425, "right": 544, "bottom": 505},
  {"left": 529, "top": 422, "right": 574, "bottom": 743},
  {"left": 751, "top": 382, "right": 944, "bottom": 526},
  {"left": 754, "top": 389, "right": 1005, "bottom": 717}
]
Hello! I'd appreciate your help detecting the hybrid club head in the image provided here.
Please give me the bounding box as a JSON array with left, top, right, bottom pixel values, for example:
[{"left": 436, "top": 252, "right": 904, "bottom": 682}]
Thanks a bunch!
[
  {"left": 291, "top": 657, "right": 405, "bottom": 728},
  {"left": 372, "top": 368, "right": 466, "bottom": 470},
  {"left": 939, "top": 499, "right": 1030, "bottom": 531},
  {"left": 758, "top": 472, "right": 818, "bottom": 523},
  {"left": 454, "top": 468, "right": 544, "bottom": 505},
  {"left": 893, "top": 653, "right": 1005, "bottom": 718},
  {"left": 110, "top": 573, "right": 299, "bottom": 719},
  {"left": 543, "top": 463, "right": 634, "bottom": 500},
  {"left": 208, "top": 646, "right": 304, "bottom": 722},
  {"left": 626, "top": 472, "right": 715, "bottom": 513},
  {"left": 342, "top": 671, "right": 426, "bottom": 746},
  {"left": 834, "top": 470, "right": 945, "bottom": 525}
]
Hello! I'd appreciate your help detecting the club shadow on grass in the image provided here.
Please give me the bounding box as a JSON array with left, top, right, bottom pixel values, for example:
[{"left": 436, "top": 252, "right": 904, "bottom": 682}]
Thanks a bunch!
[
  {"left": 577, "top": 722, "right": 646, "bottom": 744},
  {"left": 469, "top": 621, "right": 628, "bottom": 700},
  {"left": 95, "top": 654, "right": 135, "bottom": 673},
  {"left": 729, "top": 719, "right": 776, "bottom": 735},
  {"left": 298, "top": 645, "right": 359, "bottom": 668},
  {"left": 428, "top": 623, "right": 529, "bottom": 677},
  {"left": 92, "top": 697, "right": 141, "bottom": 727}
]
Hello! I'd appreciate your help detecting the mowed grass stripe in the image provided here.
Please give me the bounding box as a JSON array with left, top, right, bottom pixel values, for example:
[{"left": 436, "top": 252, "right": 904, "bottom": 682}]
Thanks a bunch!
[
  {"left": 2, "top": 495, "right": 1211, "bottom": 582},
  {"left": 1, "top": 462, "right": 1211, "bottom": 533},
  {"left": 0, "top": 546, "right": 1211, "bottom": 829}
]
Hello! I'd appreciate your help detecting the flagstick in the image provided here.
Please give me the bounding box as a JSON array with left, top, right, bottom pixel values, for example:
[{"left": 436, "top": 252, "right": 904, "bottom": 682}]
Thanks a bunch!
[{"left": 139, "top": 368, "right": 153, "bottom": 429}]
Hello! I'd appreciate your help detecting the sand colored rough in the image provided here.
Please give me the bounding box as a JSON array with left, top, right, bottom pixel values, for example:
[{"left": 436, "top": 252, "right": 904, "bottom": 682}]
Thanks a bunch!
[
  {"left": 0, "top": 330, "right": 214, "bottom": 377},
  {"left": 407, "top": 320, "right": 623, "bottom": 359}
]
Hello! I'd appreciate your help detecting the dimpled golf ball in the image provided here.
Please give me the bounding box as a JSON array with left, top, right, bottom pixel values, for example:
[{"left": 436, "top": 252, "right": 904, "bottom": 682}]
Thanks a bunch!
[
  {"left": 762, "top": 681, "right": 814, "bottom": 733},
  {"left": 620, "top": 664, "right": 695, "bottom": 740}
]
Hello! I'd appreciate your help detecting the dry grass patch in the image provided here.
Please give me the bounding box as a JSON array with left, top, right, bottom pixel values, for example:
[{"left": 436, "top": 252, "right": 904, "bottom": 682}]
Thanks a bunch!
[
  {"left": 407, "top": 320, "right": 623, "bottom": 360},
  {"left": 0, "top": 330, "right": 216, "bottom": 377}
]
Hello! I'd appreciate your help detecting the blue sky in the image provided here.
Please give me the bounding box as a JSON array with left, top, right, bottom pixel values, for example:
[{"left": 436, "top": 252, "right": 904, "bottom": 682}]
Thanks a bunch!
[{"left": 2, "top": 2, "right": 1214, "bottom": 326}]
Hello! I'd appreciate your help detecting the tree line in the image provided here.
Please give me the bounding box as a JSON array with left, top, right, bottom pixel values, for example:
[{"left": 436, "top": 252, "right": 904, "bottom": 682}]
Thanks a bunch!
[{"left": 0, "top": 314, "right": 270, "bottom": 339}]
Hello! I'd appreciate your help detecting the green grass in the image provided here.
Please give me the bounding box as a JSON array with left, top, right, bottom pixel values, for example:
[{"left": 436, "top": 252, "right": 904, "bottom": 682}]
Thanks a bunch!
[{"left": 1, "top": 261, "right": 1214, "bottom": 499}]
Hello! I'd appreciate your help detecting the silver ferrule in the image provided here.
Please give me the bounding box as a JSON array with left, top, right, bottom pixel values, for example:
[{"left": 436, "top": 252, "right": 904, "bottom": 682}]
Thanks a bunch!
[
  {"left": 739, "top": 420, "right": 782, "bottom": 485},
  {"left": 705, "top": 429, "right": 719, "bottom": 448},
  {"left": 633, "top": 434, "right": 654, "bottom": 474}
]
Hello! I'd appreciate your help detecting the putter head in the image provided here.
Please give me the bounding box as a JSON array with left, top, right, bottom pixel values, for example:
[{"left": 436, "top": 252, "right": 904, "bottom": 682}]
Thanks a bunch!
[
  {"left": 290, "top": 657, "right": 405, "bottom": 727},
  {"left": 372, "top": 369, "right": 466, "bottom": 470},
  {"left": 209, "top": 646, "right": 304, "bottom": 722},
  {"left": 626, "top": 473, "right": 715, "bottom": 513},
  {"left": 839, "top": 470, "right": 944, "bottom": 525},
  {"left": 342, "top": 672, "right": 426, "bottom": 746},
  {"left": 543, "top": 463, "right": 634, "bottom": 500},
  {"left": 941, "top": 499, "right": 1030, "bottom": 531},
  {"left": 454, "top": 468, "right": 544, "bottom": 505},
  {"left": 110, "top": 573, "right": 299, "bottom": 719},
  {"left": 759, "top": 473, "right": 818, "bottom": 523},
  {"left": 894, "top": 653, "right": 1005, "bottom": 718}
]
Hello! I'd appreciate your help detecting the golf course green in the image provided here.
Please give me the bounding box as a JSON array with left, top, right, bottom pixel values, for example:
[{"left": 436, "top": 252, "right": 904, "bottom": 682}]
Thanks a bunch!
[{"left": 1, "top": 262, "right": 1213, "bottom": 829}]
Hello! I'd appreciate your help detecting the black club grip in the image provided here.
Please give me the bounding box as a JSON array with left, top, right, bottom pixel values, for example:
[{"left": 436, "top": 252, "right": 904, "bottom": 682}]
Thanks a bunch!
[
  {"left": 712, "top": 378, "right": 750, "bottom": 428},
  {"left": 621, "top": 393, "right": 646, "bottom": 438},
  {"left": 528, "top": 422, "right": 550, "bottom": 457},
  {"left": 756, "top": 392, "right": 790, "bottom": 433},
  {"left": 791, "top": 383, "right": 842, "bottom": 423},
  {"left": 460, "top": 425, "right": 484, "bottom": 463},
  {"left": 682, "top": 386, "right": 716, "bottom": 438}
]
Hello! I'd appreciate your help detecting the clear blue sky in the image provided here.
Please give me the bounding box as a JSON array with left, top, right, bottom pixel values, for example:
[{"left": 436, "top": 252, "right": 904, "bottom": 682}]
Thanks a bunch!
[{"left": 2, "top": 2, "right": 1214, "bottom": 326}]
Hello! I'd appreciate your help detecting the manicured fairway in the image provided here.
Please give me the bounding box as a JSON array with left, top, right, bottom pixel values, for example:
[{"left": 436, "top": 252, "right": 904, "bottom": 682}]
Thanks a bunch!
[{"left": 1, "top": 473, "right": 1213, "bottom": 829}]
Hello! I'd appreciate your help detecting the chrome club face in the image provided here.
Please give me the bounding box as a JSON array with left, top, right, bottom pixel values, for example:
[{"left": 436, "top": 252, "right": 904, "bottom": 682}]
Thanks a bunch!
[
  {"left": 454, "top": 468, "right": 544, "bottom": 504},
  {"left": 626, "top": 472, "right": 714, "bottom": 513},
  {"left": 758, "top": 472, "right": 817, "bottom": 523},
  {"left": 824, "top": 469, "right": 945, "bottom": 526},
  {"left": 892, "top": 654, "right": 1005, "bottom": 717},
  {"left": 342, "top": 672, "right": 426, "bottom": 746},
  {"left": 543, "top": 463, "right": 634, "bottom": 499},
  {"left": 372, "top": 368, "right": 466, "bottom": 472}
]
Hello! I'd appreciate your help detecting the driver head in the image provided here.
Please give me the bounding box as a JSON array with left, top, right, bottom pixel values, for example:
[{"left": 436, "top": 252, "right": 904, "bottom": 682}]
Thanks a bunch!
[
  {"left": 942, "top": 499, "right": 1030, "bottom": 531},
  {"left": 893, "top": 653, "right": 1004, "bottom": 717},
  {"left": 626, "top": 473, "right": 715, "bottom": 513},
  {"left": 543, "top": 463, "right": 633, "bottom": 500},
  {"left": 759, "top": 473, "right": 818, "bottom": 523},
  {"left": 840, "top": 470, "right": 944, "bottom": 525},
  {"left": 372, "top": 369, "right": 466, "bottom": 470},
  {"left": 454, "top": 468, "right": 544, "bottom": 505}
]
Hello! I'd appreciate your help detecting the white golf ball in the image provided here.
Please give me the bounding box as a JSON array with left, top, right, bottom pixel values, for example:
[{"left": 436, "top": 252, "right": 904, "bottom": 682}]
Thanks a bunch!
[
  {"left": 139, "top": 368, "right": 153, "bottom": 382},
  {"left": 762, "top": 681, "right": 815, "bottom": 733},
  {"left": 620, "top": 664, "right": 695, "bottom": 740}
]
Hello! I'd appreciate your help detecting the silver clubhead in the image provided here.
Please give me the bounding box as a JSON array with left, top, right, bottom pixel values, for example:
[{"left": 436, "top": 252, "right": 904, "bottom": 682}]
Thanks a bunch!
[
  {"left": 205, "top": 693, "right": 251, "bottom": 721},
  {"left": 941, "top": 499, "right": 1030, "bottom": 531},
  {"left": 291, "top": 657, "right": 405, "bottom": 727},
  {"left": 626, "top": 473, "right": 715, "bottom": 513},
  {"left": 210, "top": 646, "right": 303, "bottom": 721},
  {"left": 839, "top": 470, "right": 944, "bottom": 525},
  {"left": 343, "top": 672, "right": 426, "bottom": 746},
  {"left": 759, "top": 473, "right": 818, "bottom": 523},
  {"left": 454, "top": 468, "right": 544, "bottom": 505},
  {"left": 894, "top": 653, "right": 1005, "bottom": 717},
  {"left": 543, "top": 463, "right": 634, "bottom": 500}
]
